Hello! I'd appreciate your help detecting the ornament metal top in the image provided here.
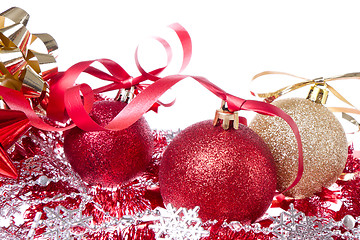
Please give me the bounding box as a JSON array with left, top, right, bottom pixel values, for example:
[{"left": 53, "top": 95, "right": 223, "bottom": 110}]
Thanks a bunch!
[
  {"left": 115, "top": 86, "right": 136, "bottom": 103},
  {"left": 213, "top": 100, "right": 240, "bottom": 130},
  {"left": 306, "top": 78, "right": 329, "bottom": 105}
]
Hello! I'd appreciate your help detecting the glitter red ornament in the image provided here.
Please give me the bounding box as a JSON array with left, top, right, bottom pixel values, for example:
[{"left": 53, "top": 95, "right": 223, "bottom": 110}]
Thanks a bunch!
[
  {"left": 63, "top": 100, "right": 153, "bottom": 187},
  {"left": 159, "top": 115, "right": 277, "bottom": 223}
]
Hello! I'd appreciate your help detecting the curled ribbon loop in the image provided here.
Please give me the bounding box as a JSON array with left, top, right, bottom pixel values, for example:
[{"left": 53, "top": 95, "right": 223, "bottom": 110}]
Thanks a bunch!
[
  {"left": 47, "top": 23, "right": 190, "bottom": 122},
  {"left": 0, "top": 7, "right": 58, "bottom": 100}
]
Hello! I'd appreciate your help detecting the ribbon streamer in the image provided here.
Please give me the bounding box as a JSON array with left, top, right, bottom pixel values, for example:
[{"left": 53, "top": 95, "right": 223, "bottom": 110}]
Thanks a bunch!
[
  {"left": 0, "top": 71, "right": 304, "bottom": 193},
  {"left": 0, "top": 19, "right": 303, "bottom": 193},
  {"left": 0, "top": 7, "right": 58, "bottom": 103},
  {"left": 0, "top": 22, "right": 193, "bottom": 178},
  {"left": 47, "top": 23, "right": 189, "bottom": 122}
]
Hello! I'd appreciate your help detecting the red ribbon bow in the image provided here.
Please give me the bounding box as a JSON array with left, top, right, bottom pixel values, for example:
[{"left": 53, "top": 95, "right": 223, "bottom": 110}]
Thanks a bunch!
[{"left": 46, "top": 23, "right": 190, "bottom": 123}]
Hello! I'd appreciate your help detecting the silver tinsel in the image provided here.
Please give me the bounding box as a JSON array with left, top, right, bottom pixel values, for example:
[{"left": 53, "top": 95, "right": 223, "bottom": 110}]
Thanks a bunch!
[{"left": 0, "top": 130, "right": 359, "bottom": 239}]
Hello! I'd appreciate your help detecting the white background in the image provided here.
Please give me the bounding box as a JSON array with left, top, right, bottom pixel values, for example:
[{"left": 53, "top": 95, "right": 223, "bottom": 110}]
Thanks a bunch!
[{"left": 2, "top": 0, "right": 360, "bottom": 131}]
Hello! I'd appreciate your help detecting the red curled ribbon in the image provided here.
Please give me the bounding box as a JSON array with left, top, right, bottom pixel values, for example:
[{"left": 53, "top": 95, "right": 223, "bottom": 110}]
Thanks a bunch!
[
  {"left": 47, "top": 22, "right": 190, "bottom": 123},
  {"left": 0, "top": 23, "right": 303, "bottom": 194},
  {"left": 0, "top": 73, "right": 304, "bottom": 192}
]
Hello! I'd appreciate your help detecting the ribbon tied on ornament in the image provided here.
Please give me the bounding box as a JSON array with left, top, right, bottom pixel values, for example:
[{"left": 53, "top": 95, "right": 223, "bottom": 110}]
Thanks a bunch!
[
  {"left": 46, "top": 22, "right": 190, "bottom": 124},
  {"left": 0, "top": 13, "right": 303, "bottom": 201},
  {"left": 0, "top": 18, "right": 191, "bottom": 179}
]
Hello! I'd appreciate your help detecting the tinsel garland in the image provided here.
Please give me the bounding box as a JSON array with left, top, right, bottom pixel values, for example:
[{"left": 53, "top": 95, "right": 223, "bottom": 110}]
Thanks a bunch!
[{"left": 0, "top": 125, "right": 360, "bottom": 239}]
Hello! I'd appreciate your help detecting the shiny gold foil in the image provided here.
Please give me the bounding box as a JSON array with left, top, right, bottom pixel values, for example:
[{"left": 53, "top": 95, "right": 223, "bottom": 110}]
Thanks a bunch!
[
  {"left": 250, "top": 98, "right": 348, "bottom": 198},
  {"left": 0, "top": 7, "right": 29, "bottom": 27},
  {"left": 306, "top": 84, "right": 329, "bottom": 105},
  {"left": 0, "top": 7, "right": 58, "bottom": 102}
]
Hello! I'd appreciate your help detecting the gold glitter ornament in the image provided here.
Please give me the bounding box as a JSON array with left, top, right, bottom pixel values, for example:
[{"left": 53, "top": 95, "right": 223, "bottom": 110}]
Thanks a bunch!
[{"left": 250, "top": 97, "right": 347, "bottom": 198}]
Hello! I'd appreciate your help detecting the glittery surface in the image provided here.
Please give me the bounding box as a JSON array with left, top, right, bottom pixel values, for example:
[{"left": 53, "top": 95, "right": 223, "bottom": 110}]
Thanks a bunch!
[
  {"left": 63, "top": 101, "right": 153, "bottom": 187},
  {"left": 159, "top": 120, "right": 277, "bottom": 223},
  {"left": 250, "top": 98, "right": 348, "bottom": 198}
]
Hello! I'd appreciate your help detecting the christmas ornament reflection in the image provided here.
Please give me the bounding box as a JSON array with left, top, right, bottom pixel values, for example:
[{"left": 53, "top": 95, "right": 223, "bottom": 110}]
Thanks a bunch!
[
  {"left": 250, "top": 84, "right": 347, "bottom": 198},
  {"left": 159, "top": 102, "right": 277, "bottom": 223}
]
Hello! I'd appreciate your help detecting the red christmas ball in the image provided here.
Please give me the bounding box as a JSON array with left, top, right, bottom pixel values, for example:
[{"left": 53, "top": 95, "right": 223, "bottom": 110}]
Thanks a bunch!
[
  {"left": 159, "top": 120, "right": 277, "bottom": 223},
  {"left": 64, "top": 100, "right": 153, "bottom": 187}
]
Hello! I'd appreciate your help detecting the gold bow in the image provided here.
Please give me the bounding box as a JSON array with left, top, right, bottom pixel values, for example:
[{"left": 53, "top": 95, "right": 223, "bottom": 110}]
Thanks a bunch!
[{"left": 0, "top": 7, "right": 58, "bottom": 100}]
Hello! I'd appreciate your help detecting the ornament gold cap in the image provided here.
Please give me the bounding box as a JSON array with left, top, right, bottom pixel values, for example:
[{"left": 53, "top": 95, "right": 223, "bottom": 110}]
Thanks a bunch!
[
  {"left": 306, "top": 78, "right": 329, "bottom": 105},
  {"left": 213, "top": 100, "right": 239, "bottom": 130},
  {"left": 115, "top": 86, "right": 135, "bottom": 103}
]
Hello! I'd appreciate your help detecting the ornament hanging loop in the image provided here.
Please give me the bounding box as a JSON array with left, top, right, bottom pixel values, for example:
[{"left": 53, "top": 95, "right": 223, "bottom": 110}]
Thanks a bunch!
[
  {"left": 213, "top": 100, "right": 240, "bottom": 130},
  {"left": 306, "top": 78, "right": 329, "bottom": 105}
]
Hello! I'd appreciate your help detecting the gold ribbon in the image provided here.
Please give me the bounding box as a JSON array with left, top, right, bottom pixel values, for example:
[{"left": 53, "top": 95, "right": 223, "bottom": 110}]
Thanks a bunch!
[
  {"left": 251, "top": 71, "right": 360, "bottom": 114},
  {"left": 251, "top": 71, "right": 360, "bottom": 134},
  {"left": 0, "top": 7, "right": 58, "bottom": 99},
  {"left": 341, "top": 112, "right": 360, "bottom": 132}
]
